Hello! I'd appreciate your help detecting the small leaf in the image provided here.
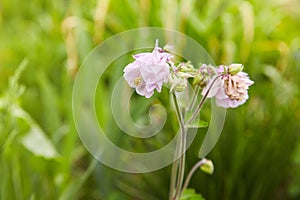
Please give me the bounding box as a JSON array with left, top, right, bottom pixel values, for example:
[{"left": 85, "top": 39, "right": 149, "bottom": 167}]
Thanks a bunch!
[
  {"left": 184, "top": 111, "right": 208, "bottom": 128},
  {"left": 200, "top": 159, "right": 214, "bottom": 175},
  {"left": 22, "top": 127, "right": 59, "bottom": 159},
  {"left": 180, "top": 189, "right": 205, "bottom": 200},
  {"left": 186, "top": 120, "right": 208, "bottom": 128}
]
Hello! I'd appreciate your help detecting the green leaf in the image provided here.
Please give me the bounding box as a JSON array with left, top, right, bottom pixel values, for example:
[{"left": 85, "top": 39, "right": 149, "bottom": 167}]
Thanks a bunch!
[
  {"left": 21, "top": 127, "right": 59, "bottom": 159},
  {"left": 186, "top": 120, "right": 208, "bottom": 128},
  {"left": 58, "top": 159, "right": 98, "bottom": 200},
  {"left": 184, "top": 111, "right": 208, "bottom": 128},
  {"left": 180, "top": 189, "right": 205, "bottom": 200},
  {"left": 37, "top": 73, "right": 60, "bottom": 134}
]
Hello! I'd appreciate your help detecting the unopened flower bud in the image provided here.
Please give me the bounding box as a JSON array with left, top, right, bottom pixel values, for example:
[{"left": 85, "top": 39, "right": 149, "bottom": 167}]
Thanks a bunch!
[
  {"left": 200, "top": 158, "right": 214, "bottom": 175},
  {"left": 177, "top": 61, "right": 195, "bottom": 74},
  {"left": 193, "top": 64, "right": 216, "bottom": 87},
  {"left": 193, "top": 73, "right": 205, "bottom": 87},
  {"left": 228, "top": 63, "right": 244, "bottom": 75},
  {"left": 163, "top": 43, "right": 174, "bottom": 52},
  {"left": 168, "top": 74, "right": 187, "bottom": 92}
]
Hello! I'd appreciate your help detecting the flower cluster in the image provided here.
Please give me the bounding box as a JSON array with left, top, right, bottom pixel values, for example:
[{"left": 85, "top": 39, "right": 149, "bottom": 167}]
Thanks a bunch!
[
  {"left": 123, "top": 40, "right": 254, "bottom": 108},
  {"left": 123, "top": 40, "right": 254, "bottom": 200}
]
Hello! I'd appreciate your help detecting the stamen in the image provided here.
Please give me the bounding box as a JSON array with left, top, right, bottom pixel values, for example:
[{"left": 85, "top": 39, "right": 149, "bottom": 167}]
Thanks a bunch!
[{"left": 133, "top": 76, "right": 143, "bottom": 86}]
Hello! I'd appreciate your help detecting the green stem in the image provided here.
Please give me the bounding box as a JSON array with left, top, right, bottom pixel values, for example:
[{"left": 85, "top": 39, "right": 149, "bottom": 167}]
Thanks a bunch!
[
  {"left": 187, "top": 75, "right": 221, "bottom": 125},
  {"left": 187, "top": 85, "right": 200, "bottom": 111},
  {"left": 173, "top": 127, "right": 186, "bottom": 200},
  {"left": 181, "top": 158, "right": 208, "bottom": 192},
  {"left": 171, "top": 93, "right": 187, "bottom": 200},
  {"left": 170, "top": 75, "right": 221, "bottom": 199},
  {"left": 169, "top": 135, "right": 180, "bottom": 199},
  {"left": 172, "top": 93, "right": 185, "bottom": 130}
]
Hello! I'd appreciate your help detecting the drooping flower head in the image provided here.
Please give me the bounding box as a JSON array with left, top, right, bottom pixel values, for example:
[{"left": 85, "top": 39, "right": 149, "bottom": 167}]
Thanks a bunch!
[
  {"left": 123, "top": 40, "right": 172, "bottom": 98},
  {"left": 202, "top": 64, "right": 254, "bottom": 108}
]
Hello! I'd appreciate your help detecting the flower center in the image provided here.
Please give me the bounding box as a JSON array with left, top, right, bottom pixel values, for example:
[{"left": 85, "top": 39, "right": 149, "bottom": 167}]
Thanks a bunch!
[
  {"left": 133, "top": 76, "right": 143, "bottom": 86},
  {"left": 224, "top": 78, "right": 244, "bottom": 101}
]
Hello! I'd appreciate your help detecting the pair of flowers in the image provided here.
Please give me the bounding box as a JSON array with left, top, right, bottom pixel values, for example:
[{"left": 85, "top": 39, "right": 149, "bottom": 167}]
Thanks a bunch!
[{"left": 123, "top": 40, "right": 254, "bottom": 108}]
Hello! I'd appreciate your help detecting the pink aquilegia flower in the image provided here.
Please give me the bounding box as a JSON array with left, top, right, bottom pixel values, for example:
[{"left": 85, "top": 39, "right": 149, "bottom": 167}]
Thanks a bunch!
[
  {"left": 123, "top": 40, "right": 172, "bottom": 98},
  {"left": 202, "top": 64, "right": 254, "bottom": 108}
]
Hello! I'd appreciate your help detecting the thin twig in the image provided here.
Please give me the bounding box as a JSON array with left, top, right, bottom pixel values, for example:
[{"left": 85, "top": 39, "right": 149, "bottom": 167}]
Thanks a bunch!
[
  {"left": 187, "top": 85, "right": 200, "bottom": 111},
  {"left": 172, "top": 92, "right": 185, "bottom": 128},
  {"left": 182, "top": 158, "right": 208, "bottom": 192},
  {"left": 171, "top": 93, "right": 187, "bottom": 200},
  {"left": 187, "top": 75, "right": 221, "bottom": 125},
  {"left": 169, "top": 134, "right": 181, "bottom": 199},
  {"left": 173, "top": 127, "right": 186, "bottom": 199}
]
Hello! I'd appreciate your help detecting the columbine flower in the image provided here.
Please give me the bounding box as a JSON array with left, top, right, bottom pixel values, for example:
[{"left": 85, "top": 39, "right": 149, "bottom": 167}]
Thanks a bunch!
[
  {"left": 202, "top": 64, "right": 254, "bottom": 108},
  {"left": 123, "top": 40, "right": 172, "bottom": 98}
]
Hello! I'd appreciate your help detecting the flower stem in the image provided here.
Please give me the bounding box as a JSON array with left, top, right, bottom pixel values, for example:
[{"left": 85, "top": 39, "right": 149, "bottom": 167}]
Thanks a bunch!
[
  {"left": 170, "top": 75, "right": 220, "bottom": 199},
  {"left": 172, "top": 92, "right": 185, "bottom": 130},
  {"left": 170, "top": 93, "right": 187, "bottom": 200},
  {"left": 173, "top": 127, "right": 186, "bottom": 200},
  {"left": 187, "top": 75, "right": 221, "bottom": 125},
  {"left": 182, "top": 158, "right": 208, "bottom": 192},
  {"left": 187, "top": 85, "right": 200, "bottom": 111},
  {"left": 169, "top": 134, "right": 180, "bottom": 198}
]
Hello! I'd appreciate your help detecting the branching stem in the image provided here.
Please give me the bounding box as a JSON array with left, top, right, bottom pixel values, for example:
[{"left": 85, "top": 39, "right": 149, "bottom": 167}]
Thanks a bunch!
[{"left": 187, "top": 75, "right": 221, "bottom": 125}]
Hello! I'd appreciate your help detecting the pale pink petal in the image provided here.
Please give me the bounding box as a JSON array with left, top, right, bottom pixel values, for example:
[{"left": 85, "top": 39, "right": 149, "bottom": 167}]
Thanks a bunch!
[
  {"left": 145, "top": 82, "right": 156, "bottom": 92},
  {"left": 123, "top": 40, "right": 171, "bottom": 98},
  {"left": 216, "top": 98, "right": 229, "bottom": 108},
  {"left": 136, "top": 85, "right": 154, "bottom": 98}
]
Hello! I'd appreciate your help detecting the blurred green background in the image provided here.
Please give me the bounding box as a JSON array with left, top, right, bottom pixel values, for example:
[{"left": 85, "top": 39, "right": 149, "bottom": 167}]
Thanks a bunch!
[{"left": 1, "top": 0, "right": 300, "bottom": 199}]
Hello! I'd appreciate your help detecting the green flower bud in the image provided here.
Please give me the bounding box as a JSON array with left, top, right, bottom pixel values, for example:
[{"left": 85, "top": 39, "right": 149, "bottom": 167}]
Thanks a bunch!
[
  {"left": 200, "top": 158, "right": 214, "bottom": 175},
  {"left": 228, "top": 63, "right": 244, "bottom": 75},
  {"left": 193, "top": 73, "right": 205, "bottom": 87},
  {"left": 168, "top": 74, "right": 187, "bottom": 92},
  {"left": 178, "top": 61, "right": 195, "bottom": 73}
]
